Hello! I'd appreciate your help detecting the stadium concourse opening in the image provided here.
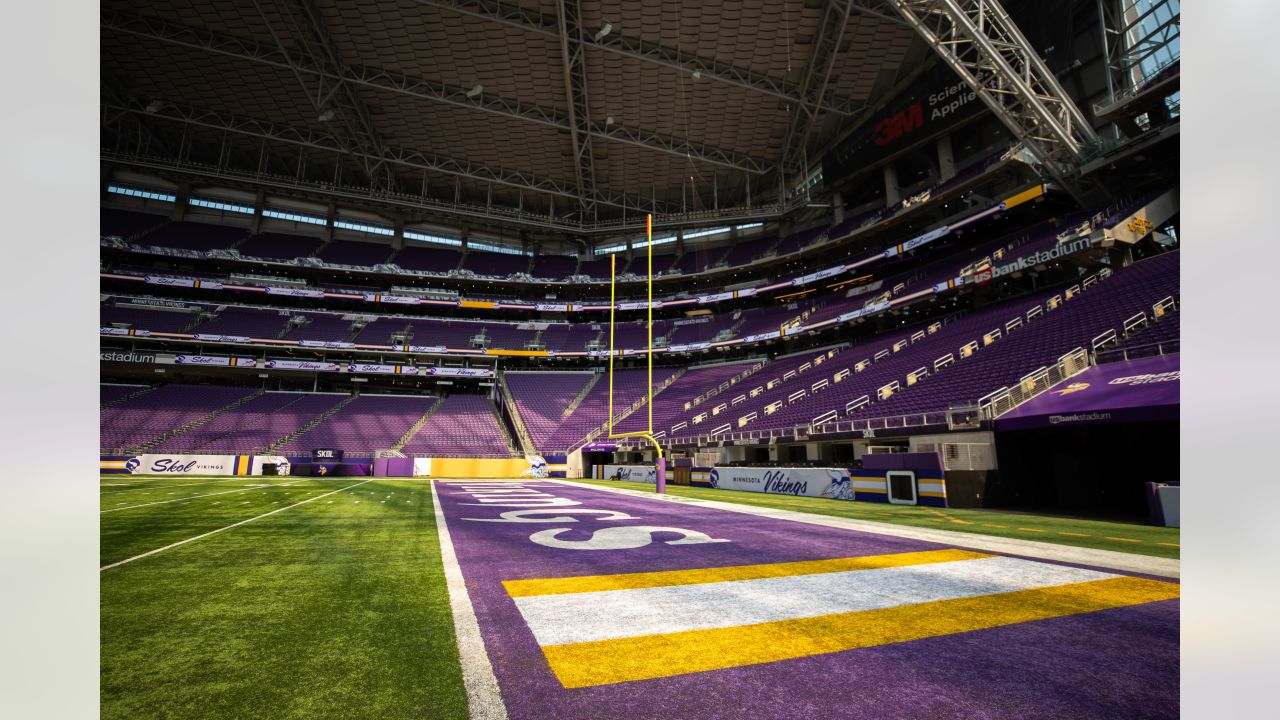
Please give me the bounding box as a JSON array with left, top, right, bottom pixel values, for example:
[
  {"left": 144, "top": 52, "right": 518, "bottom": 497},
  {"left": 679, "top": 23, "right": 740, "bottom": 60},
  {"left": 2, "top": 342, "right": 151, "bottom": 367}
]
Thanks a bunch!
[{"left": 100, "top": 0, "right": 1181, "bottom": 716}]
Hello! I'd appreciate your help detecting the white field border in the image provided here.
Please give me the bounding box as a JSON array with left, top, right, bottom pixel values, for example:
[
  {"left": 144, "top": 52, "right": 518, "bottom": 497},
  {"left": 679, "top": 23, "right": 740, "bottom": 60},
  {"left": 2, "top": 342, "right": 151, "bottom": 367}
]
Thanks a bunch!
[
  {"left": 100, "top": 479, "right": 370, "bottom": 571},
  {"left": 101, "top": 480, "right": 300, "bottom": 513},
  {"left": 429, "top": 480, "right": 508, "bottom": 720},
  {"left": 552, "top": 480, "right": 1180, "bottom": 579}
]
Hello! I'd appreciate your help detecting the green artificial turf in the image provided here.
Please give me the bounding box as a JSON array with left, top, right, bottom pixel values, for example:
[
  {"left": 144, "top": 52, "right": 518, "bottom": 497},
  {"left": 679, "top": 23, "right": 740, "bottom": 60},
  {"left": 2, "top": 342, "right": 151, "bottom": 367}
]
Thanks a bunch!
[
  {"left": 573, "top": 479, "right": 1181, "bottom": 559},
  {"left": 100, "top": 477, "right": 469, "bottom": 720}
]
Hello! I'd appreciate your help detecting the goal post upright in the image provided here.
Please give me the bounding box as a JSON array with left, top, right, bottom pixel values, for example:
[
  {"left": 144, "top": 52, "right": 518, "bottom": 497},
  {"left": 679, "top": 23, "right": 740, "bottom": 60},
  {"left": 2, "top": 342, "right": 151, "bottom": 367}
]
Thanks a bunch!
[{"left": 606, "top": 213, "right": 665, "bottom": 493}]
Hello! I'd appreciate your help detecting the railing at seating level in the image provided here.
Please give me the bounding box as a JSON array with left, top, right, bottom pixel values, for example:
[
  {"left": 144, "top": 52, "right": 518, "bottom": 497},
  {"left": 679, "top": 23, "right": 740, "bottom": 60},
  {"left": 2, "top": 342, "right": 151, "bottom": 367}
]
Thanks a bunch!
[
  {"left": 1095, "top": 339, "right": 1180, "bottom": 365},
  {"left": 976, "top": 347, "right": 1090, "bottom": 419}
]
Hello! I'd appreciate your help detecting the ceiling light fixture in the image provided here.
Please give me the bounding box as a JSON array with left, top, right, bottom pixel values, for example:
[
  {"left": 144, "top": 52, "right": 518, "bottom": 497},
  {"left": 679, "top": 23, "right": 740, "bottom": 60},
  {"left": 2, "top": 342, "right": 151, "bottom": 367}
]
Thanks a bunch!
[
  {"left": 317, "top": 108, "right": 335, "bottom": 122},
  {"left": 594, "top": 22, "right": 612, "bottom": 41},
  {"left": 691, "top": 69, "right": 702, "bottom": 80},
  {"left": 144, "top": 100, "right": 163, "bottom": 113},
  {"left": 466, "top": 84, "right": 483, "bottom": 99}
]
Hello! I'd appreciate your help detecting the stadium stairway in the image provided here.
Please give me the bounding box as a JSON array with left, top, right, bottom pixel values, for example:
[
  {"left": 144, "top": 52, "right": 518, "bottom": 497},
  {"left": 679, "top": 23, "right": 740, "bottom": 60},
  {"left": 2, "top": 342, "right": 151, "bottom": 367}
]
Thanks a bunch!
[
  {"left": 127, "top": 388, "right": 266, "bottom": 454},
  {"left": 391, "top": 397, "right": 445, "bottom": 452},
  {"left": 496, "top": 374, "right": 538, "bottom": 454},
  {"left": 266, "top": 394, "right": 356, "bottom": 452},
  {"left": 101, "top": 384, "right": 154, "bottom": 409}
]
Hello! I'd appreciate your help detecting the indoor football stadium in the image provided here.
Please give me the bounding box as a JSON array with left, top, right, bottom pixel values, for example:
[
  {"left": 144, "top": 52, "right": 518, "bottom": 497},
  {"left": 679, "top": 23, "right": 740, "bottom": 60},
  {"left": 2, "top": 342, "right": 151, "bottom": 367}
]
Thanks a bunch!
[{"left": 97, "top": 0, "right": 1181, "bottom": 717}]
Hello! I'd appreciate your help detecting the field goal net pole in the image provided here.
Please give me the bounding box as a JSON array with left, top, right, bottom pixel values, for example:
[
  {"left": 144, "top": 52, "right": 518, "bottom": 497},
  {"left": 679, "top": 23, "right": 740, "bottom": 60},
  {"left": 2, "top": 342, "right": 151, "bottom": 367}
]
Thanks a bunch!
[{"left": 607, "top": 214, "right": 666, "bottom": 494}]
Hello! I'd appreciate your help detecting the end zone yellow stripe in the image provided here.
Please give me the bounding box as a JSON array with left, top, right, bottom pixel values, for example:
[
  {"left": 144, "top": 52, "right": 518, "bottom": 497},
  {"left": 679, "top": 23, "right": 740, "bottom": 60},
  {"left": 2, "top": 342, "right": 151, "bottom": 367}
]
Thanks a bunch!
[
  {"left": 503, "top": 549, "right": 987, "bottom": 598},
  {"left": 542, "top": 576, "right": 1180, "bottom": 688}
]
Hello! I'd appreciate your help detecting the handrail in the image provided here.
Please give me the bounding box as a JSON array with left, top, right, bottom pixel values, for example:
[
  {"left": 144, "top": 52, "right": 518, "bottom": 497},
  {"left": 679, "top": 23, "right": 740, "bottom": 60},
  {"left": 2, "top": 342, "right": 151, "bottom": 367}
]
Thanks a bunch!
[
  {"left": 812, "top": 410, "right": 838, "bottom": 425},
  {"left": 1091, "top": 329, "right": 1117, "bottom": 350}
]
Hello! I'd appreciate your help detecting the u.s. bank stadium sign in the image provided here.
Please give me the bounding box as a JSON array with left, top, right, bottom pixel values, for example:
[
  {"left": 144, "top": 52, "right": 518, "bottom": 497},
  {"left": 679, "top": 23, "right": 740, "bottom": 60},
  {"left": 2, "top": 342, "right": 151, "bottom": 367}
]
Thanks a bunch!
[{"left": 101, "top": 350, "right": 156, "bottom": 364}]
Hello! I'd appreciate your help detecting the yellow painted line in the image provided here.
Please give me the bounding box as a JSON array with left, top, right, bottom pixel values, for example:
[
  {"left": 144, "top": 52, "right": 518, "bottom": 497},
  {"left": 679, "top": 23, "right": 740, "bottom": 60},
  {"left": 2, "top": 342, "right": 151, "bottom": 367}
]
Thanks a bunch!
[
  {"left": 922, "top": 507, "right": 971, "bottom": 525},
  {"left": 1018, "top": 527, "right": 1047, "bottom": 533},
  {"left": 542, "top": 576, "right": 1180, "bottom": 688},
  {"left": 983, "top": 523, "right": 1008, "bottom": 528},
  {"left": 1106, "top": 537, "right": 1143, "bottom": 544},
  {"left": 1058, "top": 532, "right": 1090, "bottom": 537},
  {"left": 1158, "top": 542, "right": 1180, "bottom": 548},
  {"left": 503, "top": 549, "right": 988, "bottom": 598}
]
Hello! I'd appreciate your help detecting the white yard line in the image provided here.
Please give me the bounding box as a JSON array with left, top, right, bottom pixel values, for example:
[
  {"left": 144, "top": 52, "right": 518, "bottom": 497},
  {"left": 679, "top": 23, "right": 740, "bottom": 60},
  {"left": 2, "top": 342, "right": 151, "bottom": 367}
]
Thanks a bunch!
[
  {"left": 101, "top": 481, "right": 300, "bottom": 513},
  {"left": 100, "top": 480, "right": 371, "bottom": 571},
  {"left": 553, "top": 480, "right": 1180, "bottom": 579},
  {"left": 429, "top": 480, "right": 508, "bottom": 720}
]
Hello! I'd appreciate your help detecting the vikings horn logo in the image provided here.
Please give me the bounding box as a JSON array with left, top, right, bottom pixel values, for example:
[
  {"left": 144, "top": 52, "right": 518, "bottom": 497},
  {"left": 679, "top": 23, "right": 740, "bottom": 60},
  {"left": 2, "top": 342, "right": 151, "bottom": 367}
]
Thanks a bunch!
[
  {"left": 821, "top": 469, "right": 854, "bottom": 501},
  {"left": 521, "top": 455, "right": 549, "bottom": 478},
  {"left": 1054, "top": 382, "right": 1091, "bottom": 396}
]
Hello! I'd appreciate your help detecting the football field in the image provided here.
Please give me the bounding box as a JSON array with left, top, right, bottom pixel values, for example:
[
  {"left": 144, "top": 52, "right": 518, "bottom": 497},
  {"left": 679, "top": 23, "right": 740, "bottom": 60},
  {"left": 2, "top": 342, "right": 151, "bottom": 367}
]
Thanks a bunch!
[{"left": 102, "top": 476, "right": 1179, "bottom": 719}]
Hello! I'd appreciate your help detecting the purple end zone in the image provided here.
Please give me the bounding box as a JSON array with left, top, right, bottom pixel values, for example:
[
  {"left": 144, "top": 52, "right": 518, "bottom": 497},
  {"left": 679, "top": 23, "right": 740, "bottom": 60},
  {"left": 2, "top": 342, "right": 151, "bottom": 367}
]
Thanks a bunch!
[{"left": 435, "top": 481, "right": 1178, "bottom": 720}]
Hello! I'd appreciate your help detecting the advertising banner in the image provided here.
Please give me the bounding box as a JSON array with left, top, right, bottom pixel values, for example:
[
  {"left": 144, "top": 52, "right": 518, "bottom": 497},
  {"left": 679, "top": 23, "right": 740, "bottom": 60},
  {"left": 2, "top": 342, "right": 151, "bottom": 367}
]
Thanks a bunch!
[
  {"left": 536, "top": 303, "right": 571, "bottom": 312},
  {"left": 703, "top": 466, "right": 856, "bottom": 500},
  {"left": 990, "top": 235, "right": 1096, "bottom": 279},
  {"left": 412, "top": 458, "right": 433, "bottom": 477},
  {"left": 348, "top": 363, "right": 412, "bottom": 375},
  {"left": 360, "top": 293, "right": 420, "bottom": 304},
  {"left": 392, "top": 344, "right": 448, "bottom": 354},
  {"left": 193, "top": 333, "right": 252, "bottom": 343},
  {"left": 265, "top": 287, "right": 325, "bottom": 298},
  {"left": 697, "top": 291, "right": 735, "bottom": 304},
  {"left": 123, "top": 454, "right": 250, "bottom": 475},
  {"left": 836, "top": 301, "right": 891, "bottom": 324},
  {"left": 145, "top": 275, "right": 197, "bottom": 288},
  {"left": 666, "top": 342, "right": 711, "bottom": 353},
  {"left": 996, "top": 354, "right": 1180, "bottom": 430},
  {"left": 617, "top": 301, "right": 655, "bottom": 311},
  {"left": 791, "top": 266, "right": 846, "bottom": 287},
  {"left": 822, "top": 63, "right": 984, "bottom": 185},
  {"left": 299, "top": 340, "right": 355, "bottom": 349},
  {"left": 744, "top": 331, "right": 781, "bottom": 343},
  {"left": 426, "top": 366, "right": 494, "bottom": 378},
  {"left": 101, "top": 350, "right": 156, "bottom": 364},
  {"left": 265, "top": 359, "right": 341, "bottom": 371},
  {"left": 174, "top": 355, "right": 256, "bottom": 367},
  {"left": 597, "top": 465, "right": 658, "bottom": 484}
]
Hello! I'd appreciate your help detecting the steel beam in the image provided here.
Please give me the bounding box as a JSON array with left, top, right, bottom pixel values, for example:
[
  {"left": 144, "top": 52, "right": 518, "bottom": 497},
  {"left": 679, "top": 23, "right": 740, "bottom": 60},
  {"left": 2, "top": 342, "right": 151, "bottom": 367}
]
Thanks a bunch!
[
  {"left": 250, "top": 0, "right": 392, "bottom": 190},
  {"left": 414, "top": 0, "right": 871, "bottom": 117},
  {"left": 103, "top": 98, "right": 689, "bottom": 215},
  {"left": 884, "top": 0, "right": 1101, "bottom": 180},
  {"left": 102, "top": 8, "right": 770, "bottom": 175},
  {"left": 778, "top": 0, "right": 856, "bottom": 182},
  {"left": 554, "top": 0, "right": 597, "bottom": 213}
]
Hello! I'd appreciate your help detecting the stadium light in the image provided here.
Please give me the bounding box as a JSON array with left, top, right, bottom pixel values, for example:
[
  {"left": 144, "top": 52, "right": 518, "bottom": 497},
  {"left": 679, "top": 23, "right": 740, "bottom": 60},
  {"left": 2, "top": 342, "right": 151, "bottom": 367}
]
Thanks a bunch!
[
  {"left": 144, "top": 100, "right": 163, "bottom": 113},
  {"left": 318, "top": 108, "right": 335, "bottom": 122},
  {"left": 466, "top": 84, "right": 484, "bottom": 99},
  {"left": 594, "top": 22, "right": 612, "bottom": 41}
]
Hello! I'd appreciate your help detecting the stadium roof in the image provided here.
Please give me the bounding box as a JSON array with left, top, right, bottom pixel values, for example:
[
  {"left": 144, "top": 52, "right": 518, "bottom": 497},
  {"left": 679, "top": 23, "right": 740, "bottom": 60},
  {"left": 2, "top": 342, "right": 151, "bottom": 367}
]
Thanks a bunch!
[{"left": 101, "top": 0, "right": 930, "bottom": 231}]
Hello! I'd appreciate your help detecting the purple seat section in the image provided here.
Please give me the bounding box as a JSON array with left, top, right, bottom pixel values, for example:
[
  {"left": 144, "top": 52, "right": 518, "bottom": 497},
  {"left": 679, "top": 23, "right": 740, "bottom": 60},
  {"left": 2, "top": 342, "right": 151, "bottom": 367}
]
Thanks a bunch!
[
  {"left": 100, "top": 384, "right": 257, "bottom": 452},
  {"left": 282, "top": 313, "right": 355, "bottom": 342},
  {"left": 539, "top": 368, "right": 680, "bottom": 451},
  {"left": 461, "top": 250, "right": 530, "bottom": 277},
  {"left": 531, "top": 255, "right": 579, "bottom": 279},
  {"left": 613, "top": 361, "right": 758, "bottom": 434},
  {"left": 144, "top": 222, "right": 246, "bottom": 251},
  {"left": 279, "top": 394, "right": 437, "bottom": 454},
  {"left": 539, "top": 323, "right": 602, "bottom": 352},
  {"left": 395, "top": 245, "right": 462, "bottom": 272},
  {"left": 238, "top": 232, "right": 323, "bottom": 260},
  {"left": 101, "top": 208, "right": 166, "bottom": 240},
  {"left": 318, "top": 240, "right": 392, "bottom": 266},
  {"left": 152, "top": 392, "right": 314, "bottom": 453},
  {"left": 353, "top": 318, "right": 411, "bottom": 345},
  {"left": 100, "top": 304, "right": 199, "bottom": 333},
  {"left": 195, "top": 307, "right": 290, "bottom": 339},
  {"left": 505, "top": 372, "right": 596, "bottom": 451},
  {"left": 400, "top": 395, "right": 513, "bottom": 457}
]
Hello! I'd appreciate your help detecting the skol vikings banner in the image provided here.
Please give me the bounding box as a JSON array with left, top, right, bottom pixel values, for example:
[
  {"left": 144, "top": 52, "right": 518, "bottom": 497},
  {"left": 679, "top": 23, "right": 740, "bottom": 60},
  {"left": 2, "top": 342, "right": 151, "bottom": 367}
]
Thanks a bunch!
[
  {"left": 426, "top": 366, "right": 494, "bottom": 378},
  {"left": 174, "top": 355, "right": 256, "bottom": 367},
  {"left": 702, "top": 467, "right": 856, "bottom": 501},
  {"left": 265, "top": 359, "right": 340, "bottom": 371}
]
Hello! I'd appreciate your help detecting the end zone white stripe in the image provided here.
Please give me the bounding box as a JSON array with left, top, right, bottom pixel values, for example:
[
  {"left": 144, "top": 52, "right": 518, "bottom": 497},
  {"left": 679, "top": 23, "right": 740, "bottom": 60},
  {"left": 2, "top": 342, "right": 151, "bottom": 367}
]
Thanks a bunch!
[
  {"left": 430, "top": 480, "right": 508, "bottom": 720},
  {"left": 100, "top": 480, "right": 370, "bottom": 571}
]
